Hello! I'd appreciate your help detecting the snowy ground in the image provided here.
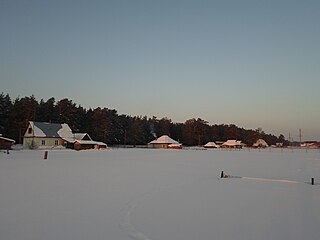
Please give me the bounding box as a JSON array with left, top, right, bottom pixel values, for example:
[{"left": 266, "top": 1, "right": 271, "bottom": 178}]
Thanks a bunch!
[{"left": 1, "top": 148, "right": 320, "bottom": 240}]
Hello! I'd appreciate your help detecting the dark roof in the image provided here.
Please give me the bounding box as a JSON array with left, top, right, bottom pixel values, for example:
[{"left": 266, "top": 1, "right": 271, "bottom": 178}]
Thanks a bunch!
[{"left": 34, "top": 122, "right": 63, "bottom": 137}]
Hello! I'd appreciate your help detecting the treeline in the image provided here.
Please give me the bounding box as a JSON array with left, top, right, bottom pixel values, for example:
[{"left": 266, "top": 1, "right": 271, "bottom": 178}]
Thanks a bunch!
[{"left": 0, "top": 93, "right": 286, "bottom": 146}]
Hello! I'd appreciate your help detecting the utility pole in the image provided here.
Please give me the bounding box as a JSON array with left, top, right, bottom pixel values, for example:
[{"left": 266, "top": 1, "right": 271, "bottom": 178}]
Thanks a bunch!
[
  {"left": 299, "top": 129, "right": 302, "bottom": 148},
  {"left": 289, "top": 132, "right": 291, "bottom": 148}
]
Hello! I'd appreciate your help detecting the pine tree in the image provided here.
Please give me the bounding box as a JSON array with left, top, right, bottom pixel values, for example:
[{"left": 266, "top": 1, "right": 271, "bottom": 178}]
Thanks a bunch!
[{"left": 0, "top": 93, "right": 12, "bottom": 136}]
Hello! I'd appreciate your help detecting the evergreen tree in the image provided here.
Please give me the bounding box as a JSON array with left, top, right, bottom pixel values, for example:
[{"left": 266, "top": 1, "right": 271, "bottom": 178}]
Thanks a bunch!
[
  {"left": 0, "top": 93, "right": 286, "bottom": 146},
  {"left": 7, "top": 96, "right": 38, "bottom": 142},
  {"left": 0, "top": 93, "right": 12, "bottom": 136},
  {"left": 37, "top": 97, "right": 57, "bottom": 122}
]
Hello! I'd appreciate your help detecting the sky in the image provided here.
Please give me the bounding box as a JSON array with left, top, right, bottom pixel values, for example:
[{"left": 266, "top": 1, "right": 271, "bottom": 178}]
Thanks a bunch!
[{"left": 1, "top": 0, "right": 319, "bottom": 140}]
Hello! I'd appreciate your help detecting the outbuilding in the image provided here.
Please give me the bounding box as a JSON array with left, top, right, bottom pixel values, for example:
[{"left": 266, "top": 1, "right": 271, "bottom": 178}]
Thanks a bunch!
[
  {"left": 252, "top": 139, "right": 268, "bottom": 148},
  {"left": 148, "top": 135, "right": 181, "bottom": 149},
  {"left": 72, "top": 133, "right": 107, "bottom": 150},
  {"left": 221, "top": 140, "right": 242, "bottom": 149},
  {"left": 203, "top": 142, "right": 219, "bottom": 148},
  {"left": 0, "top": 135, "right": 15, "bottom": 150}
]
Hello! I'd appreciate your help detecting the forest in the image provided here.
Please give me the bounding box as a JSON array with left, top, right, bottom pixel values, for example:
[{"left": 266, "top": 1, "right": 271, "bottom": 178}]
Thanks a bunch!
[{"left": 0, "top": 93, "right": 286, "bottom": 146}]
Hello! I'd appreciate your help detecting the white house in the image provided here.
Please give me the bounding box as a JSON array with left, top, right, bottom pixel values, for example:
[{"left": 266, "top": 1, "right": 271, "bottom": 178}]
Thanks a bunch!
[
  {"left": 253, "top": 139, "right": 268, "bottom": 148},
  {"left": 221, "top": 140, "right": 242, "bottom": 149},
  {"left": 203, "top": 142, "right": 219, "bottom": 148},
  {"left": 23, "top": 121, "right": 107, "bottom": 150},
  {"left": 148, "top": 135, "right": 181, "bottom": 149},
  {"left": 23, "top": 121, "right": 73, "bottom": 149}
]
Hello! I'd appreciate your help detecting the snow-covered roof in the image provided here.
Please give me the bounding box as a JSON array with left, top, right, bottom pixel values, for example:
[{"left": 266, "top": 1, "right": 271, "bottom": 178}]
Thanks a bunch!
[
  {"left": 28, "top": 121, "right": 73, "bottom": 138},
  {"left": 204, "top": 142, "right": 219, "bottom": 148},
  {"left": 63, "top": 133, "right": 94, "bottom": 143},
  {"left": 74, "top": 133, "right": 92, "bottom": 141},
  {"left": 75, "top": 140, "right": 107, "bottom": 146},
  {"left": 149, "top": 135, "right": 179, "bottom": 145},
  {"left": 253, "top": 139, "right": 268, "bottom": 147},
  {"left": 222, "top": 140, "right": 242, "bottom": 146},
  {"left": 57, "top": 123, "right": 74, "bottom": 138},
  {"left": 0, "top": 136, "right": 15, "bottom": 143}
]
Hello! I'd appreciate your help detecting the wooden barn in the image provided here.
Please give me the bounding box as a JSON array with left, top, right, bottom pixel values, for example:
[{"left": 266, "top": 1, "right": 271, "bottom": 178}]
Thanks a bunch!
[
  {"left": 0, "top": 135, "right": 15, "bottom": 150},
  {"left": 72, "top": 133, "right": 107, "bottom": 150}
]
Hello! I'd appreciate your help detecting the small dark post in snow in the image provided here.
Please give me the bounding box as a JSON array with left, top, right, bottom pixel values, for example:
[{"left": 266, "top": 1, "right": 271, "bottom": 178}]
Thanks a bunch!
[
  {"left": 44, "top": 151, "right": 48, "bottom": 160},
  {"left": 311, "top": 178, "right": 314, "bottom": 185},
  {"left": 220, "top": 171, "right": 224, "bottom": 178}
]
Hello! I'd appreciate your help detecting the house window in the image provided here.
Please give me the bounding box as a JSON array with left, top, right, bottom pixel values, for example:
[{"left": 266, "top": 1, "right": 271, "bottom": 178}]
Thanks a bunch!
[
  {"left": 55, "top": 140, "right": 59, "bottom": 145},
  {"left": 28, "top": 128, "right": 32, "bottom": 134},
  {"left": 42, "top": 140, "right": 46, "bottom": 145}
]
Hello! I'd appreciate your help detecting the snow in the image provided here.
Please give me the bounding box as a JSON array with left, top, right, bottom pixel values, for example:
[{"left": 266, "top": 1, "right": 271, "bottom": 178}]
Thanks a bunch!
[
  {"left": 57, "top": 123, "right": 74, "bottom": 139},
  {"left": 1, "top": 148, "right": 320, "bottom": 240},
  {"left": 74, "top": 133, "right": 92, "bottom": 141},
  {"left": 222, "top": 139, "right": 242, "bottom": 147},
  {"left": 149, "top": 135, "right": 179, "bottom": 144},
  {"left": 204, "top": 142, "right": 219, "bottom": 148},
  {"left": 32, "top": 122, "right": 46, "bottom": 137},
  {"left": 0, "top": 136, "right": 15, "bottom": 143}
]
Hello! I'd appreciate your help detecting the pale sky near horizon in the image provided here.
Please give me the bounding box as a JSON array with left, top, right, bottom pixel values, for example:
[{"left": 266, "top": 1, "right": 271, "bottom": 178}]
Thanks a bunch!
[{"left": 1, "top": 0, "right": 319, "bottom": 140}]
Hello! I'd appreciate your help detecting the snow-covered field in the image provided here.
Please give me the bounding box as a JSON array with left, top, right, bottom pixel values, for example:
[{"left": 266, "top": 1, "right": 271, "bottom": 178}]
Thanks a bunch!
[{"left": 1, "top": 148, "right": 320, "bottom": 240}]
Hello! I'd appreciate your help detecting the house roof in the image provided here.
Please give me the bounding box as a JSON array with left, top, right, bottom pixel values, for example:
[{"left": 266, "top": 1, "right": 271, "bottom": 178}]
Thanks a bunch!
[
  {"left": 204, "top": 142, "right": 219, "bottom": 148},
  {"left": 222, "top": 140, "right": 242, "bottom": 146},
  {"left": 74, "top": 133, "right": 92, "bottom": 141},
  {"left": 28, "top": 121, "right": 74, "bottom": 139},
  {"left": 149, "top": 135, "right": 179, "bottom": 145},
  {"left": 75, "top": 140, "right": 107, "bottom": 146},
  {"left": 253, "top": 139, "right": 268, "bottom": 147},
  {"left": 0, "top": 136, "right": 15, "bottom": 143}
]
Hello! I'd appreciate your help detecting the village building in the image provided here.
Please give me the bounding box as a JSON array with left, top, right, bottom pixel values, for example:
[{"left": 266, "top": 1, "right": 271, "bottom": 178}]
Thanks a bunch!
[
  {"left": 300, "top": 141, "right": 319, "bottom": 149},
  {"left": 203, "top": 141, "right": 219, "bottom": 148},
  {"left": 276, "top": 142, "right": 284, "bottom": 148},
  {"left": 221, "top": 140, "right": 242, "bottom": 149},
  {"left": 23, "top": 121, "right": 107, "bottom": 150},
  {"left": 215, "top": 141, "right": 225, "bottom": 146},
  {"left": 167, "top": 143, "right": 183, "bottom": 149},
  {"left": 252, "top": 139, "right": 269, "bottom": 148},
  {"left": 23, "top": 121, "right": 73, "bottom": 149},
  {"left": 0, "top": 135, "right": 15, "bottom": 150},
  {"left": 72, "top": 133, "right": 107, "bottom": 150},
  {"left": 148, "top": 135, "right": 181, "bottom": 149}
]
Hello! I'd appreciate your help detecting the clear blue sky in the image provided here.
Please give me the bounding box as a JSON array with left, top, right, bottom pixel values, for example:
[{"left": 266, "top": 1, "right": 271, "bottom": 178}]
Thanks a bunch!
[{"left": 1, "top": 0, "right": 319, "bottom": 140}]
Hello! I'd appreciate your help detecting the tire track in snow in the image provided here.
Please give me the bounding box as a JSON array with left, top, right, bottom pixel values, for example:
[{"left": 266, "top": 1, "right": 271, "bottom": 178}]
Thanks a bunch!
[
  {"left": 222, "top": 175, "right": 316, "bottom": 185},
  {"left": 241, "top": 176, "right": 300, "bottom": 184},
  {"left": 119, "top": 177, "right": 208, "bottom": 240},
  {"left": 119, "top": 172, "right": 315, "bottom": 240},
  {"left": 119, "top": 188, "right": 154, "bottom": 240}
]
